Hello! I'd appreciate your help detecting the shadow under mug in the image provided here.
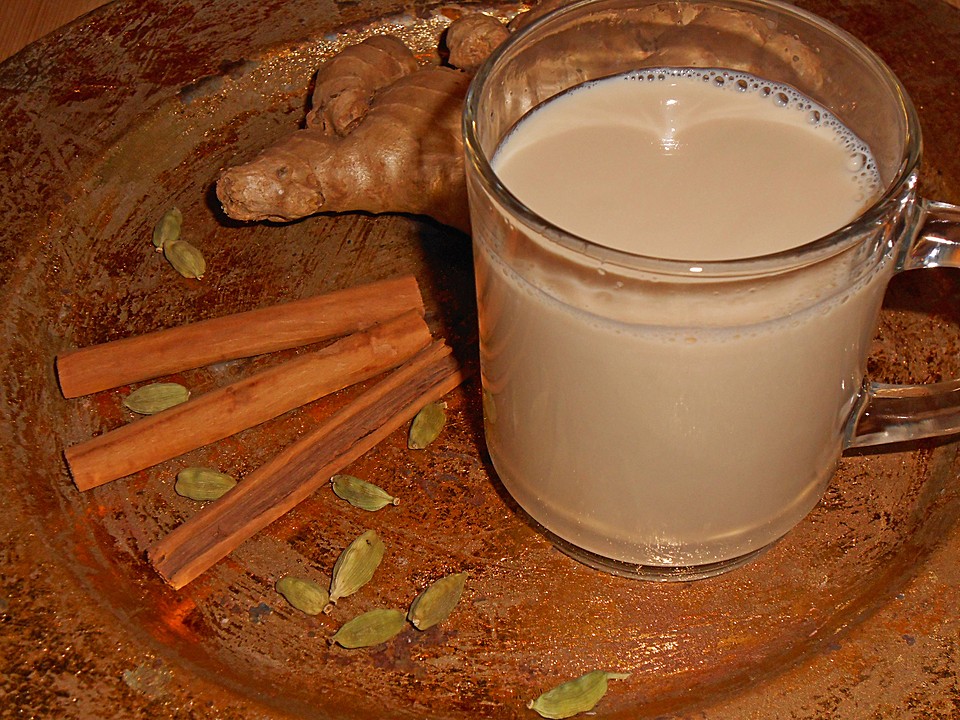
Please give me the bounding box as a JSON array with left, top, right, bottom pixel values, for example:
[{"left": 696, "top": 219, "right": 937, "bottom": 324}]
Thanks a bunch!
[{"left": 463, "top": 0, "right": 960, "bottom": 580}]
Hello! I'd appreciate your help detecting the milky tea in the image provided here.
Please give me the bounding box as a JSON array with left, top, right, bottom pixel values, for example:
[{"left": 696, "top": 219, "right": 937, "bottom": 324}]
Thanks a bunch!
[{"left": 474, "top": 68, "right": 889, "bottom": 571}]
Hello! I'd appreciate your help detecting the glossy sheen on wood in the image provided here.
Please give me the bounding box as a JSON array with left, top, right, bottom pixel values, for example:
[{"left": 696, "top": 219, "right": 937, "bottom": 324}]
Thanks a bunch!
[{"left": 0, "top": 1, "right": 959, "bottom": 718}]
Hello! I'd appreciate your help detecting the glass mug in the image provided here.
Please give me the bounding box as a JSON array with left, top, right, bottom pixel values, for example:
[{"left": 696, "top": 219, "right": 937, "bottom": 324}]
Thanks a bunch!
[{"left": 463, "top": 0, "right": 960, "bottom": 579}]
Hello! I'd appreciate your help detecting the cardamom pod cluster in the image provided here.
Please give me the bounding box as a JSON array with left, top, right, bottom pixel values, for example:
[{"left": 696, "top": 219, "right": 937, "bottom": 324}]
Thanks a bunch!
[
  {"left": 150, "top": 207, "right": 206, "bottom": 278},
  {"left": 267, "top": 394, "right": 473, "bottom": 655},
  {"left": 326, "top": 570, "right": 468, "bottom": 650}
]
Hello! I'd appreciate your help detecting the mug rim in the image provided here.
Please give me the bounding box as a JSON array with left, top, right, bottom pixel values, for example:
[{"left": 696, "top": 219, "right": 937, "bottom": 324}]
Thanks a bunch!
[{"left": 462, "top": 0, "right": 923, "bottom": 277}]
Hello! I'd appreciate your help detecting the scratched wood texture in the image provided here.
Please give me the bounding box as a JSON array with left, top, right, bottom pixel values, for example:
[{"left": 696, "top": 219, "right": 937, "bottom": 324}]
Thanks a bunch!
[{"left": 0, "top": 1, "right": 959, "bottom": 719}]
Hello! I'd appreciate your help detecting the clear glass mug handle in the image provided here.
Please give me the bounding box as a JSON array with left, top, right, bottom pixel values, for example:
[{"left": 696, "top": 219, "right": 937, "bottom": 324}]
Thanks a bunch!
[{"left": 847, "top": 200, "right": 960, "bottom": 448}]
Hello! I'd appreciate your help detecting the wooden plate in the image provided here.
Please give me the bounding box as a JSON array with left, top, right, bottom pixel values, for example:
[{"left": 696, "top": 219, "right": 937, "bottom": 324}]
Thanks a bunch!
[{"left": 1, "top": 1, "right": 958, "bottom": 717}]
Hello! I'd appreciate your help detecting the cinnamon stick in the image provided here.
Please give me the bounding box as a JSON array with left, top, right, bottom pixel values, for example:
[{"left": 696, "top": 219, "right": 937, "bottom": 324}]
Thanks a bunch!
[
  {"left": 65, "top": 310, "right": 431, "bottom": 492},
  {"left": 57, "top": 275, "right": 423, "bottom": 398},
  {"left": 149, "top": 341, "right": 465, "bottom": 589}
]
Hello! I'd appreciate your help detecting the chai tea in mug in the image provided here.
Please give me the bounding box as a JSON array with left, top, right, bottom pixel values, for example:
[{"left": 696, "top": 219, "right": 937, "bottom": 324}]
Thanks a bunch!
[
  {"left": 478, "top": 68, "right": 887, "bottom": 570},
  {"left": 465, "top": 0, "right": 960, "bottom": 579}
]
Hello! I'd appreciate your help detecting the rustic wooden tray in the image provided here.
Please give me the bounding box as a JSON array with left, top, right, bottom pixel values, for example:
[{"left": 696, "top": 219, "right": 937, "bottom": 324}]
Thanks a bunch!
[{"left": 1, "top": 1, "right": 958, "bottom": 717}]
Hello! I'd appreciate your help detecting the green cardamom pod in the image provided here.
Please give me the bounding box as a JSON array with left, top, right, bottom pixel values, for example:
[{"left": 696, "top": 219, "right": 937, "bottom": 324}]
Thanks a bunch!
[
  {"left": 175, "top": 467, "right": 236, "bottom": 501},
  {"left": 528, "top": 671, "right": 631, "bottom": 719},
  {"left": 327, "top": 529, "right": 385, "bottom": 608},
  {"left": 163, "top": 238, "right": 206, "bottom": 279},
  {"left": 408, "top": 401, "right": 446, "bottom": 450},
  {"left": 331, "top": 474, "right": 399, "bottom": 512},
  {"left": 408, "top": 571, "right": 467, "bottom": 631},
  {"left": 123, "top": 382, "right": 190, "bottom": 414},
  {"left": 152, "top": 207, "right": 182, "bottom": 251},
  {"left": 330, "top": 608, "right": 406, "bottom": 648},
  {"left": 276, "top": 576, "right": 330, "bottom": 616}
]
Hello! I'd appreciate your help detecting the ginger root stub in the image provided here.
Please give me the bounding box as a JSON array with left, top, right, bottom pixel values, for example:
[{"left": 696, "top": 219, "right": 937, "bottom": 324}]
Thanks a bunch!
[{"left": 215, "top": 11, "right": 520, "bottom": 233}]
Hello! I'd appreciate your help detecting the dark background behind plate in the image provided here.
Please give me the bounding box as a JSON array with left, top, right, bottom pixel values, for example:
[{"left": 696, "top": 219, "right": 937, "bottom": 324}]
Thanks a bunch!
[
  {"left": 1, "top": 1, "right": 959, "bottom": 718},
  {"left": 0, "top": 1, "right": 108, "bottom": 63}
]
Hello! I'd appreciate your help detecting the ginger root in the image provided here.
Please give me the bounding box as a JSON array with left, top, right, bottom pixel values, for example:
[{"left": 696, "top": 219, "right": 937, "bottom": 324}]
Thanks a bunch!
[
  {"left": 445, "top": 13, "right": 511, "bottom": 73},
  {"left": 217, "top": 13, "right": 513, "bottom": 234},
  {"left": 305, "top": 34, "right": 419, "bottom": 136},
  {"left": 217, "top": 65, "right": 472, "bottom": 231}
]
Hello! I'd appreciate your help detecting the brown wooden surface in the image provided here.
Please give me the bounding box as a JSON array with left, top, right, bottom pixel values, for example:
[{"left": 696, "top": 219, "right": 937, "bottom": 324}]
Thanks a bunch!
[
  {"left": 0, "top": 0, "right": 110, "bottom": 62},
  {"left": 0, "top": 1, "right": 959, "bottom": 718}
]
